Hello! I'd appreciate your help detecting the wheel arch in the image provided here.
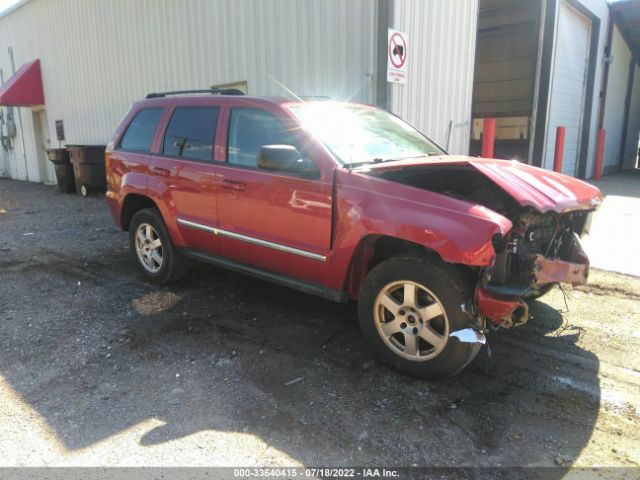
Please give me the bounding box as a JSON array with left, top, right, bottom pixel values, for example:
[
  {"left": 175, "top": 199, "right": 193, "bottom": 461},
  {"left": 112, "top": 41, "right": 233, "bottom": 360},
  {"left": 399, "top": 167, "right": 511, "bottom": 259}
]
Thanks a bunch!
[
  {"left": 120, "top": 194, "right": 160, "bottom": 231},
  {"left": 343, "top": 234, "right": 477, "bottom": 299}
]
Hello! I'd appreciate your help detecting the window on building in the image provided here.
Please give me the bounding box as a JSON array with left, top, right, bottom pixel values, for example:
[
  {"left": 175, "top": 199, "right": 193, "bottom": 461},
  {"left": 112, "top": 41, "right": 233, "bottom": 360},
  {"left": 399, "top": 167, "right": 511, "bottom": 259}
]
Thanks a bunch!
[
  {"left": 162, "top": 107, "right": 219, "bottom": 161},
  {"left": 119, "top": 108, "right": 164, "bottom": 153},
  {"left": 227, "top": 108, "right": 299, "bottom": 167}
]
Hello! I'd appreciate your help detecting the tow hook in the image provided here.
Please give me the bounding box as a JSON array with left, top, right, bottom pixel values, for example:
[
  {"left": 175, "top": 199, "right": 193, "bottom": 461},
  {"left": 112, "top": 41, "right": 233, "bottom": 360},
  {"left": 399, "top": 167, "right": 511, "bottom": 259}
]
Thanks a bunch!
[{"left": 449, "top": 328, "right": 486, "bottom": 345}]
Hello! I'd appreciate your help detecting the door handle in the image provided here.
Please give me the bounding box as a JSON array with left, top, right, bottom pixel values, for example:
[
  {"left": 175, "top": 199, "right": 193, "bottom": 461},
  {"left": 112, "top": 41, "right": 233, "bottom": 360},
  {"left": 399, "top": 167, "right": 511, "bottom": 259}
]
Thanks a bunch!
[
  {"left": 222, "top": 179, "right": 245, "bottom": 191},
  {"left": 150, "top": 166, "right": 171, "bottom": 177}
]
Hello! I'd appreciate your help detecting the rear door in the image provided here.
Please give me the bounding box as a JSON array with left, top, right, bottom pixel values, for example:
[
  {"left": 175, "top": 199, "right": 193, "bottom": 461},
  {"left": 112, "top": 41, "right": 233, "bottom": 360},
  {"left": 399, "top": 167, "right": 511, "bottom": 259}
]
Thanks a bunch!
[
  {"left": 147, "top": 98, "right": 224, "bottom": 254},
  {"left": 215, "top": 102, "right": 334, "bottom": 283}
]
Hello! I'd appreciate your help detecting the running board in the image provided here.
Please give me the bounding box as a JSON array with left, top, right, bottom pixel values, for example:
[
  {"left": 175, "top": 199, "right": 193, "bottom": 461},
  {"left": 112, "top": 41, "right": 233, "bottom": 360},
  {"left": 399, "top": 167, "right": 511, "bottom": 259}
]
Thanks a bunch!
[{"left": 179, "top": 248, "right": 349, "bottom": 303}]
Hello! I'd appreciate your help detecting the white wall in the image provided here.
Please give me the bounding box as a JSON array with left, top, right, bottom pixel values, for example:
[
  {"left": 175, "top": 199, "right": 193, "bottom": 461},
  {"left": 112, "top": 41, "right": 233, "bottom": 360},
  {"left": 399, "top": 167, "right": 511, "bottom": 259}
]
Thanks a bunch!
[
  {"left": 623, "top": 64, "right": 640, "bottom": 170},
  {"left": 0, "top": 0, "right": 377, "bottom": 181},
  {"left": 601, "top": 25, "right": 632, "bottom": 173},
  {"left": 388, "top": 0, "right": 478, "bottom": 155}
]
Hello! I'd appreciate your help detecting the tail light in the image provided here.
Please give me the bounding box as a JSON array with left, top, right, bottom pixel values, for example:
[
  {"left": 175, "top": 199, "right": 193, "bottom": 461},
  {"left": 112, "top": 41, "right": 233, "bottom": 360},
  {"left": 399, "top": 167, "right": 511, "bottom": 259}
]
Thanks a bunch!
[{"left": 105, "top": 150, "right": 114, "bottom": 189}]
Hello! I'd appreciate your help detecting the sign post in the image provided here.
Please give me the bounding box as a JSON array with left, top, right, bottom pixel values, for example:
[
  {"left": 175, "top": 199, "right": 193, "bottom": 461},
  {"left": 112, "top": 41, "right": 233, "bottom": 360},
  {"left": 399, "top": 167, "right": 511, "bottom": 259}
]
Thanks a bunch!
[{"left": 387, "top": 28, "right": 408, "bottom": 84}]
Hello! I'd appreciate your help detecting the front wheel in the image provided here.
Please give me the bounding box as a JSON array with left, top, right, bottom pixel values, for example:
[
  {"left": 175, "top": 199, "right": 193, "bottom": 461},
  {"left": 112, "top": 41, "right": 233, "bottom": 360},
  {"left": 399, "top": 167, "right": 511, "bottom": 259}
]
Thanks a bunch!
[{"left": 357, "top": 255, "right": 481, "bottom": 379}]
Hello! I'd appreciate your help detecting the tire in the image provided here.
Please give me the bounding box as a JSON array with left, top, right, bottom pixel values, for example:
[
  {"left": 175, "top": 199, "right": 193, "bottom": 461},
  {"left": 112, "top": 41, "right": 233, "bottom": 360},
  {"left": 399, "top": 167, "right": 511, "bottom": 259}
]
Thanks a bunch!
[
  {"left": 524, "top": 282, "right": 557, "bottom": 301},
  {"left": 80, "top": 185, "right": 89, "bottom": 197},
  {"left": 129, "top": 208, "right": 188, "bottom": 285},
  {"left": 357, "top": 254, "right": 481, "bottom": 379}
]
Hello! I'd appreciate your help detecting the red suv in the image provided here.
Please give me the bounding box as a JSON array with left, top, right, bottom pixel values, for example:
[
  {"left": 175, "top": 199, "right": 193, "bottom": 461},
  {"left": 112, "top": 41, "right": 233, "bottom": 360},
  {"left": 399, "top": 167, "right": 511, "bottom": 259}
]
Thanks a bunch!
[{"left": 106, "top": 90, "right": 602, "bottom": 379}]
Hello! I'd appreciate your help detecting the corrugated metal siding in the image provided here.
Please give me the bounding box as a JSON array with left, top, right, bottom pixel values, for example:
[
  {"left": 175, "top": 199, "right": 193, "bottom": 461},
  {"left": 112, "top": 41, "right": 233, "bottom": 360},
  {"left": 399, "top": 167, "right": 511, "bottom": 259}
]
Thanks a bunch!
[
  {"left": 0, "top": 0, "right": 376, "bottom": 180},
  {"left": 388, "top": 0, "right": 478, "bottom": 154},
  {"left": 474, "top": 0, "right": 540, "bottom": 118}
]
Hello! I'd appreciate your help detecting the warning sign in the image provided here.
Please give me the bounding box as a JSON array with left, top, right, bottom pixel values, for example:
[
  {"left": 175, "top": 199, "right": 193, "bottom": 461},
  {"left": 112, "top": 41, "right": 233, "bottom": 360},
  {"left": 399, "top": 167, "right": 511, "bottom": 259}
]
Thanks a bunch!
[{"left": 387, "top": 28, "right": 408, "bottom": 84}]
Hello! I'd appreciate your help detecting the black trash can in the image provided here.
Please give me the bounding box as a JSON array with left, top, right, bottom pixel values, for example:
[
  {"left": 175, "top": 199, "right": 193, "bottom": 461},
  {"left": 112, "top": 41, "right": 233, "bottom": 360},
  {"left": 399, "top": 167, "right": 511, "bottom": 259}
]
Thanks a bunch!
[
  {"left": 67, "top": 145, "right": 107, "bottom": 197},
  {"left": 46, "top": 148, "right": 76, "bottom": 194}
]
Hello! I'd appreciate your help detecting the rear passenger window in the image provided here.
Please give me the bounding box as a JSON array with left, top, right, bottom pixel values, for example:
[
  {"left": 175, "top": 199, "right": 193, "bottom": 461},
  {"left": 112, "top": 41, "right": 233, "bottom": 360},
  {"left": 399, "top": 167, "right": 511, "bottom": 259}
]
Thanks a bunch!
[
  {"left": 227, "top": 108, "right": 299, "bottom": 167},
  {"left": 163, "top": 107, "right": 219, "bottom": 161},
  {"left": 119, "top": 108, "right": 163, "bottom": 152}
]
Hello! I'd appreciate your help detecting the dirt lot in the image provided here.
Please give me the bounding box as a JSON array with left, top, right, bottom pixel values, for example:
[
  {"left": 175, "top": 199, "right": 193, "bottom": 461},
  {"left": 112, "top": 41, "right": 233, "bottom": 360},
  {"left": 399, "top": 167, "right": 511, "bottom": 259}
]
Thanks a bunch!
[{"left": 0, "top": 178, "right": 639, "bottom": 472}]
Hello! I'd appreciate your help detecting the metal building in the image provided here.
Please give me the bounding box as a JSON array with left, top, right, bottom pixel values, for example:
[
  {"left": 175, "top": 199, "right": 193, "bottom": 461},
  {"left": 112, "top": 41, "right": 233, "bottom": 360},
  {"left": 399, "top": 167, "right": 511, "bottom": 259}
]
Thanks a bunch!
[
  {"left": 472, "top": 0, "right": 640, "bottom": 178},
  {"left": 0, "top": 0, "right": 638, "bottom": 185},
  {"left": 0, "top": 0, "right": 479, "bottom": 184}
]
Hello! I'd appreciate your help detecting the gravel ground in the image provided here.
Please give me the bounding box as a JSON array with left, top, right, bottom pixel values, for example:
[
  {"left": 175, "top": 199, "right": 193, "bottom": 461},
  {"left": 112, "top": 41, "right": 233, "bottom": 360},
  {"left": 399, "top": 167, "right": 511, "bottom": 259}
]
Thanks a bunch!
[{"left": 0, "top": 178, "right": 639, "bottom": 472}]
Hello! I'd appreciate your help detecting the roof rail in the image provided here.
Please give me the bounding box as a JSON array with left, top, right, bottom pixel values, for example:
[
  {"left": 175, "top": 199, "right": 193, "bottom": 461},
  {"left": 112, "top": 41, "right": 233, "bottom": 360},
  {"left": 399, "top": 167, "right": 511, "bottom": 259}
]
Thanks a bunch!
[{"left": 145, "top": 88, "right": 246, "bottom": 99}]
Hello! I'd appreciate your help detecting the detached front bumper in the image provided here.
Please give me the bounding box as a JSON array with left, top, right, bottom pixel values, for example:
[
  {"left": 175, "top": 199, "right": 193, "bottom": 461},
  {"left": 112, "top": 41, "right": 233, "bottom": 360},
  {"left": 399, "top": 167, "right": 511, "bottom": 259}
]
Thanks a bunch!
[
  {"left": 533, "top": 234, "right": 590, "bottom": 287},
  {"left": 476, "top": 234, "right": 589, "bottom": 328}
]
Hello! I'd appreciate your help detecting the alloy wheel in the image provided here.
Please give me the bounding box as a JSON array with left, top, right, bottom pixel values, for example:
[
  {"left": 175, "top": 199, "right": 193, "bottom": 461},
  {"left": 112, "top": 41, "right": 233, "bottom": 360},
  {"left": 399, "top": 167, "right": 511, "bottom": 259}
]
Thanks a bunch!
[
  {"left": 373, "top": 280, "right": 449, "bottom": 361},
  {"left": 135, "top": 223, "right": 163, "bottom": 273}
]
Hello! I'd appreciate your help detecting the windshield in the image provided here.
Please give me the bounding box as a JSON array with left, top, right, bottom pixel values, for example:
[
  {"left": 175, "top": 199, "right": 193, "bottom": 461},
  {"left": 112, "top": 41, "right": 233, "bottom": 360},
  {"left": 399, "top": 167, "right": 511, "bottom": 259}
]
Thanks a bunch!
[{"left": 288, "top": 102, "right": 445, "bottom": 165}]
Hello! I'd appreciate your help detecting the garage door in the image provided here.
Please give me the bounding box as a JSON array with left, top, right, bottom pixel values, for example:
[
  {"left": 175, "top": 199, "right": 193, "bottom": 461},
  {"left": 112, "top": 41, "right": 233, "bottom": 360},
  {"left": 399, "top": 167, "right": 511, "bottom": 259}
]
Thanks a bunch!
[{"left": 543, "top": 1, "right": 591, "bottom": 176}]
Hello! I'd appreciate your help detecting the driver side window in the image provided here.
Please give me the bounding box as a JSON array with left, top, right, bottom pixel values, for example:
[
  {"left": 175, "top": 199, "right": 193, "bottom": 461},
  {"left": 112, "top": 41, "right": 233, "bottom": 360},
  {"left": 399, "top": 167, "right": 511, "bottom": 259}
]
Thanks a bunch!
[{"left": 227, "top": 108, "right": 299, "bottom": 168}]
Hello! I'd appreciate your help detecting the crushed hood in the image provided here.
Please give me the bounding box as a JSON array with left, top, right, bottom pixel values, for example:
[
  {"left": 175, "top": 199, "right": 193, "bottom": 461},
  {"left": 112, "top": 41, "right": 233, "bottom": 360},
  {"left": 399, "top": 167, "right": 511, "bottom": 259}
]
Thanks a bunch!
[{"left": 361, "top": 155, "right": 603, "bottom": 213}]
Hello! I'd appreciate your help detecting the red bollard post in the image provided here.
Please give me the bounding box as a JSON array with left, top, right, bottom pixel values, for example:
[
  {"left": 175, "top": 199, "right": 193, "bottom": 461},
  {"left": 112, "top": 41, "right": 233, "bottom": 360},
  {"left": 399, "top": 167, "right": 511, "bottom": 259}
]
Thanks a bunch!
[
  {"left": 553, "top": 126, "right": 566, "bottom": 173},
  {"left": 482, "top": 118, "right": 496, "bottom": 159},
  {"left": 594, "top": 129, "right": 606, "bottom": 180}
]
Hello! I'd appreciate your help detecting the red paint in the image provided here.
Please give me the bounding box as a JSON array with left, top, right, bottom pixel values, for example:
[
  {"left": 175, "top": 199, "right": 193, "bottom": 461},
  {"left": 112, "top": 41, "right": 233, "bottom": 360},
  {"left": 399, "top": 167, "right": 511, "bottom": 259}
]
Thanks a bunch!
[
  {"left": 553, "top": 126, "right": 565, "bottom": 173},
  {"left": 593, "top": 128, "right": 606, "bottom": 180},
  {"left": 476, "top": 288, "right": 528, "bottom": 326},
  {"left": 0, "top": 59, "right": 45, "bottom": 107},
  {"left": 363, "top": 155, "right": 603, "bottom": 214},
  {"left": 106, "top": 97, "right": 603, "bottom": 302},
  {"left": 481, "top": 118, "right": 496, "bottom": 159}
]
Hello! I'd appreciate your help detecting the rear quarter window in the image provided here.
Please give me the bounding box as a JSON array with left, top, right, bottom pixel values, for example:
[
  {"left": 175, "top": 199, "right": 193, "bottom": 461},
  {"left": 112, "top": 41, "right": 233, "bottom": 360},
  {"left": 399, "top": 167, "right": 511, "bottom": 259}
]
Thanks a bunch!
[{"left": 119, "top": 107, "right": 164, "bottom": 153}]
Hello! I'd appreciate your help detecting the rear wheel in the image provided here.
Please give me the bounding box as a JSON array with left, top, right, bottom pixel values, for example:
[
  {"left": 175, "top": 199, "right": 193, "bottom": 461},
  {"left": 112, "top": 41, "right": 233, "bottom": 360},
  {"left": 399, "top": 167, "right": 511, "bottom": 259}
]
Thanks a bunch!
[
  {"left": 129, "top": 208, "right": 188, "bottom": 285},
  {"left": 358, "top": 255, "right": 481, "bottom": 379}
]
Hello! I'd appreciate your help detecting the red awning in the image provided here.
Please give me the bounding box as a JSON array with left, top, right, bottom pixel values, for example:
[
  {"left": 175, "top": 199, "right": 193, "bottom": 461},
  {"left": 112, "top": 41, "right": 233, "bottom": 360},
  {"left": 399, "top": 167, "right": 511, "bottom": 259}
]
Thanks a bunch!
[{"left": 0, "top": 59, "right": 45, "bottom": 107}]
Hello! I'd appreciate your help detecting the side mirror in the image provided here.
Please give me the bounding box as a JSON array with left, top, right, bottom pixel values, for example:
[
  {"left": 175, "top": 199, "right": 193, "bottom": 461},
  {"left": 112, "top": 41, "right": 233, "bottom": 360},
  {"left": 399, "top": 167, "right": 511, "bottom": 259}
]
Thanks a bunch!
[{"left": 257, "top": 145, "right": 317, "bottom": 177}]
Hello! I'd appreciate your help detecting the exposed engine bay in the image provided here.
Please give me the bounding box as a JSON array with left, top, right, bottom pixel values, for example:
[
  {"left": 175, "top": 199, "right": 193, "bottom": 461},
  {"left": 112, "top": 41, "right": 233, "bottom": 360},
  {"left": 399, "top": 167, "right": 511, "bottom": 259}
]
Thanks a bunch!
[{"left": 373, "top": 164, "right": 594, "bottom": 328}]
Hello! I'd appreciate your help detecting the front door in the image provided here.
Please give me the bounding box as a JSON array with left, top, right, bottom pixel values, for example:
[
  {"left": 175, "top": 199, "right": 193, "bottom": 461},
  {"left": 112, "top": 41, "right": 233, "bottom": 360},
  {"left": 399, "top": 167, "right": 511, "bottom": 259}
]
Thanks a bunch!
[{"left": 216, "top": 105, "right": 333, "bottom": 283}]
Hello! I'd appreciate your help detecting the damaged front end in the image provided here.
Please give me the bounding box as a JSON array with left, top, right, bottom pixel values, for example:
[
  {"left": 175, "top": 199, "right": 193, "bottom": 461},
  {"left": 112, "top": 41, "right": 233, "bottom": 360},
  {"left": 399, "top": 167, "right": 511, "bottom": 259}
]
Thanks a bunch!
[
  {"left": 369, "top": 159, "right": 600, "bottom": 329},
  {"left": 478, "top": 210, "right": 592, "bottom": 327}
]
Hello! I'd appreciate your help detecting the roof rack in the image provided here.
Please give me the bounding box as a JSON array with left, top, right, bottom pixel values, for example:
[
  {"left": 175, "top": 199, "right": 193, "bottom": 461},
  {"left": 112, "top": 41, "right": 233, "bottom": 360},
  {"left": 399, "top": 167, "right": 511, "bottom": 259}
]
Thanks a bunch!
[{"left": 145, "top": 88, "right": 246, "bottom": 99}]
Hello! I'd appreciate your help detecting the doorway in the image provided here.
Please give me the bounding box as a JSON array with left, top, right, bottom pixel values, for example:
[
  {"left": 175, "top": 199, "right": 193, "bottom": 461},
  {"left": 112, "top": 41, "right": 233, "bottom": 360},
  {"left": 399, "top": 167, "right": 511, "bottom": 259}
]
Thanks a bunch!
[{"left": 31, "top": 109, "right": 55, "bottom": 184}]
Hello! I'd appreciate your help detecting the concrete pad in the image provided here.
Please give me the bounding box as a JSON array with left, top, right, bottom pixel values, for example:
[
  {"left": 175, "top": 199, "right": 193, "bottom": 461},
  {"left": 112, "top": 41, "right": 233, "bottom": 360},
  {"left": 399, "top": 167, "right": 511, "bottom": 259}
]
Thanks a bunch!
[{"left": 581, "top": 170, "right": 640, "bottom": 277}]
